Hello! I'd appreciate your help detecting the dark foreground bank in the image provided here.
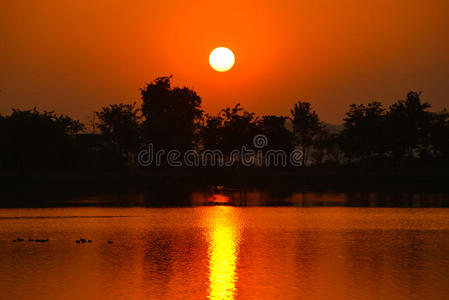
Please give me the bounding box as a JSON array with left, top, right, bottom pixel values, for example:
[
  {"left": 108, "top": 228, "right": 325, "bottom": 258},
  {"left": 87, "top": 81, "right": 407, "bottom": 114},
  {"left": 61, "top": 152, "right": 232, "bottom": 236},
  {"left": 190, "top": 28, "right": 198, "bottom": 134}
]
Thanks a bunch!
[
  {"left": 1, "top": 167, "right": 449, "bottom": 187},
  {"left": 1, "top": 168, "right": 449, "bottom": 208}
]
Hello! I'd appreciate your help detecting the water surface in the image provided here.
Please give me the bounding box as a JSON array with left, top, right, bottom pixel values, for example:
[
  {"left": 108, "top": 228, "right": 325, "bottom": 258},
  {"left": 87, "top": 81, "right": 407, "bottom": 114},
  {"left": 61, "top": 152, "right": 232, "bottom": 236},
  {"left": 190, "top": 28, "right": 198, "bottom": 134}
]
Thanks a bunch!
[{"left": 1, "top": 206, "right": 449, "bottom": 299}]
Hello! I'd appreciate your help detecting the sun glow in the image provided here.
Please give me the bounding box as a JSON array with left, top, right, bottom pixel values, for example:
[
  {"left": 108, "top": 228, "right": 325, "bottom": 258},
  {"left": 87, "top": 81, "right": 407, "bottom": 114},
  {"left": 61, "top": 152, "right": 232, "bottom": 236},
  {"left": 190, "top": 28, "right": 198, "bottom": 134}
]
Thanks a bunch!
[{"left": 209, "top": 47, "right": 235, "bottom": 72}]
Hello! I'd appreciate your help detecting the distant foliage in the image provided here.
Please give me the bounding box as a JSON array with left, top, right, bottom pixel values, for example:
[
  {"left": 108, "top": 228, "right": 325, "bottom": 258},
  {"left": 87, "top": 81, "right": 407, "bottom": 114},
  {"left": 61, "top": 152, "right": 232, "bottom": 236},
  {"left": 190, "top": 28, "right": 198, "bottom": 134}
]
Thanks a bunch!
[
  {"left": 341, "top": 101, "right": 386, "bottom": 160},
  {"left": 96, "top": 102, "right": 141, "bottom": 156},
  {"left": 290, "top": 101, "right": 323, "bottom": 166},
  {"left": 0, "top": 108, "right": 84, "bottom": 171},
  {"left": 257, "top": 115, "right": 294, "bottom": 152},
  {"left": 1, "top": 77, "right": 448, "bottom": 172},
  {"left": 337, "top": 91, "right": 448, "bottom": 166},
  {"left": 140, "top": 76, "right": 203, "bottom": 152},
  {"left": 385, "top": 92, "right": 432, "bottom": 159},
  {"left": 200, "top": 103, "right": 259, "bottom": 154}
]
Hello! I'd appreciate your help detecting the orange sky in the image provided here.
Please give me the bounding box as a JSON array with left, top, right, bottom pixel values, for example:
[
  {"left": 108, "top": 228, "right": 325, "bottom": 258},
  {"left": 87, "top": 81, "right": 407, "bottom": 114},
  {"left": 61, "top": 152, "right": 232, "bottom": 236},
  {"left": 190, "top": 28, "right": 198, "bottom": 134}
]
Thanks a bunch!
[{"left": 1, "top": 0, "right": 448, "bottom": 124}]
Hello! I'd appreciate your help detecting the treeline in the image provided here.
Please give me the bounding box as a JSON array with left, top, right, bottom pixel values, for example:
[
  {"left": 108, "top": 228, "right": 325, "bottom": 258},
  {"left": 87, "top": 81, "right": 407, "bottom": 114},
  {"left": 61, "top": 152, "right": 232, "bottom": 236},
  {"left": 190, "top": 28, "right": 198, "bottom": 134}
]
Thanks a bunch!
[{"left": 0, "top": 76, "right": 448, "bottom": 172}]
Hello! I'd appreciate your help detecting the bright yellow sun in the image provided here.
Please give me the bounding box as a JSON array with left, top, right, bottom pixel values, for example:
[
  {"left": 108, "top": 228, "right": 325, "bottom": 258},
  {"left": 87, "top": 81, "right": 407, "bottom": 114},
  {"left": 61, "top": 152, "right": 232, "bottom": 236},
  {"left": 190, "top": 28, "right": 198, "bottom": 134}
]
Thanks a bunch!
[{"left": 209, "top": 47, "right": 235, "bottom": 72}]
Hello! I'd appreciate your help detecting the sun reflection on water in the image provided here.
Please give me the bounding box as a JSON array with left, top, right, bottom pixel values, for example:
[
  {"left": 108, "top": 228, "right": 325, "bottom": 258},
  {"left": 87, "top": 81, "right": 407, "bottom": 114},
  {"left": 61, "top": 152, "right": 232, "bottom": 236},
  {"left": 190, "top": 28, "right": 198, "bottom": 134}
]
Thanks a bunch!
[{"left": 207, "top": 207, "right": 241, "bottom": 300}]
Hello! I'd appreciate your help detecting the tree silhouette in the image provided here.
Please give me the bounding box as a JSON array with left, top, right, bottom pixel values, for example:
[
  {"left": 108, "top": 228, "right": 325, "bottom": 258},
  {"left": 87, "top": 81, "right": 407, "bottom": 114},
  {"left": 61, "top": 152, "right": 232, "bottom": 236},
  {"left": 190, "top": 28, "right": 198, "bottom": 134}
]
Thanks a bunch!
[
  {"left": 290, "top": 101, "right": 322, "bottom": 166},
  {"left": 257, "top": 115, "right": 293, "bottom": 152},
  {"left": 0, "top": 109, "right": 84, "bottom": 171},
  {"left": 385, "top": 91, "right": 431, "bottom": 159},
  {"left": 200, "top": 114, "right": 224, "bottom": 150},
  {"left": 96, "top": 102, "right": 141, "bottom": 158},
  {"left": 341, "top": 101, "right": 385, "bottom": 161},
  {"left": 312, "top": 129, "right": 335, "bottom": 165},
  {"left": 140, "top": 76, "right": 203, "bottom": 152},
  {"left": 326, "top": 133, "right": 344, "bottom": 165},
  {"left": 428, "top": 109, "right": 449, "bottom": 160},
  {"left": 219, "top": 104, "right": 259, "bottom": 154},
  {"left": 1, "top": 76, "right": 448, "bottom": 173},
  {"left": 199, "top": 103, "right": 262, "bottom": 166}
]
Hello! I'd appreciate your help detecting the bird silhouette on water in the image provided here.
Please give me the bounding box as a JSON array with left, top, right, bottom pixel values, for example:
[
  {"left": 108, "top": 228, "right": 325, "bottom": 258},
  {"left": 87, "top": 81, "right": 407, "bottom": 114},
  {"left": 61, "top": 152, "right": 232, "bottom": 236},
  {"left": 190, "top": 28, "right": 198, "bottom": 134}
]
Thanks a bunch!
[
  {"left": 76, "top": 238, "right": 93, "bottom": 243},
  {"left": 10, "top": 237, "right": 114, "bottom": 245},
  {"left": 12, "top": 238, "right": 48, "bottom": 242}
]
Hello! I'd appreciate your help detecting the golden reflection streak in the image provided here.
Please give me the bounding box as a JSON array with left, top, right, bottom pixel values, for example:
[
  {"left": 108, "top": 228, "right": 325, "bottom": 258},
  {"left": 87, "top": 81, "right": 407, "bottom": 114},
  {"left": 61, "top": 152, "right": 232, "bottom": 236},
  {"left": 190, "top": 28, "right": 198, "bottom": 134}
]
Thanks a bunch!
[{"left": 207, "top": 206, "right": 241, "bottom": 300}]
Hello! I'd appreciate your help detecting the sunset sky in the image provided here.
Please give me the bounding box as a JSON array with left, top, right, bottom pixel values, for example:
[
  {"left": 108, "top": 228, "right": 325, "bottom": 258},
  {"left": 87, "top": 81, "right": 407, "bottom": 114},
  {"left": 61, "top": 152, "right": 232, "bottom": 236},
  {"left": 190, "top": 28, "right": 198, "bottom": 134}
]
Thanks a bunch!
[{"left": 1, "top": 0, "right": 448, "bottom": 124}]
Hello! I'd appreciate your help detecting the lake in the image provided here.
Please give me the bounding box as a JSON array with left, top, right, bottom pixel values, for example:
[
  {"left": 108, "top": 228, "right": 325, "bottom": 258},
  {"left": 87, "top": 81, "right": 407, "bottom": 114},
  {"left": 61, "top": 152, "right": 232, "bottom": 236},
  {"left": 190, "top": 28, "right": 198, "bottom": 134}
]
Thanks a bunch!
[{"left": 1, "top": 188, "right": 449, "bottom": 299}]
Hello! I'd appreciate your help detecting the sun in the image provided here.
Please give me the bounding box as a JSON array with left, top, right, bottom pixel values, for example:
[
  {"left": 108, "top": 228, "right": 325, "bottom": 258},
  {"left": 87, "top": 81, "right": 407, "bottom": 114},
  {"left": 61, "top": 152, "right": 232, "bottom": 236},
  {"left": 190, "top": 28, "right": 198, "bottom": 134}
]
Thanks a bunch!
[{"left": 209, "top": 47, "right": 235, "bottom": 72}]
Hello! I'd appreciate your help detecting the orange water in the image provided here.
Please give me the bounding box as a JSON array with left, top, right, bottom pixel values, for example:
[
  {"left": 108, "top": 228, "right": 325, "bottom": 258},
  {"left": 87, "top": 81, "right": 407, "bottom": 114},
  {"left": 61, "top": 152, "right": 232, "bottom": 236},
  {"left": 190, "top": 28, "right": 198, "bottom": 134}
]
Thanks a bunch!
[{"left": 1, "top": 207, "right": 449, "bottom": 299}]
